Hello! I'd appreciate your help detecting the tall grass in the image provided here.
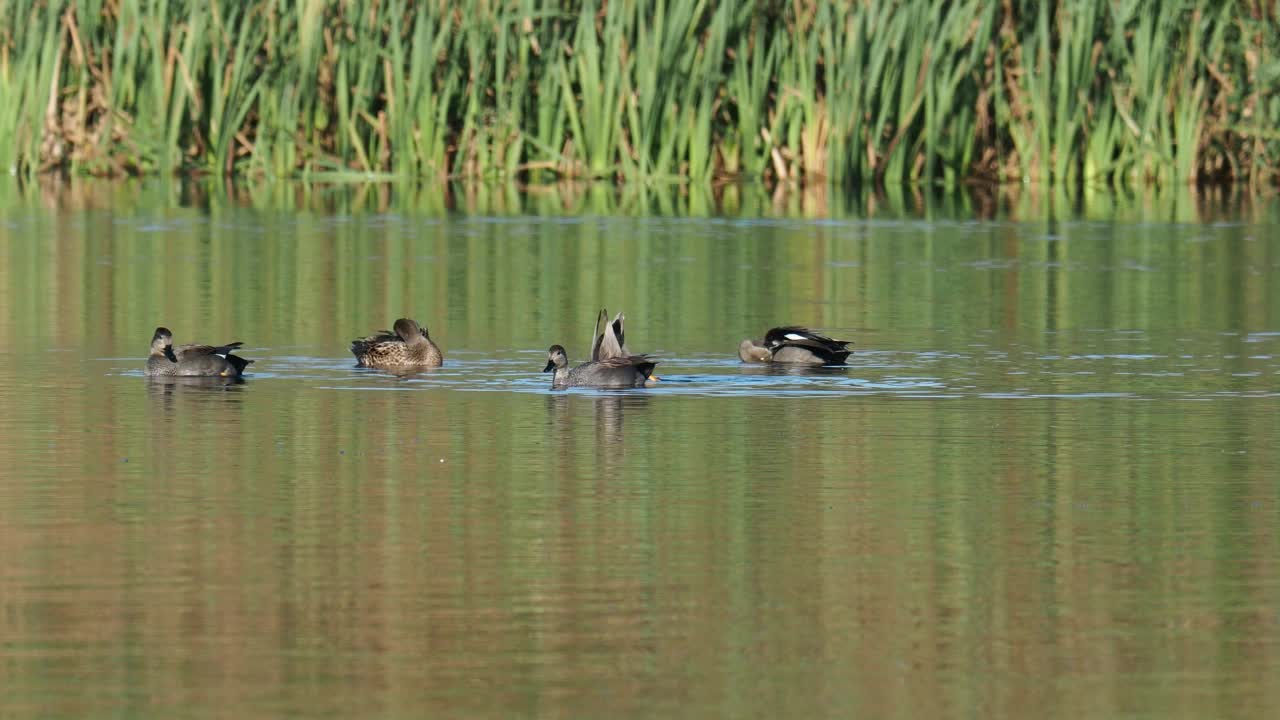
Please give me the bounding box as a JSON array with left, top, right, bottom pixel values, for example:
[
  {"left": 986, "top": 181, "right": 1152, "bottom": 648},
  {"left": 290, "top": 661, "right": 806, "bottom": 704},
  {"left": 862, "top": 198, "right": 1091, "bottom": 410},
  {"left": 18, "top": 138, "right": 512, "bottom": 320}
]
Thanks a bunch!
[{"left": 1, "top": 0, "right": 1277, "bottom": 187}]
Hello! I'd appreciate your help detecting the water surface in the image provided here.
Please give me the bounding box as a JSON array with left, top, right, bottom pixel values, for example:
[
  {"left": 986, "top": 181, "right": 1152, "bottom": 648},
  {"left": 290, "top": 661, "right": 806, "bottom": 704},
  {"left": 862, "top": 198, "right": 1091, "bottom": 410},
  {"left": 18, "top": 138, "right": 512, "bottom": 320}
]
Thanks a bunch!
[{"left": 1, "top": 183, "right": 1279, "bottom": 718}]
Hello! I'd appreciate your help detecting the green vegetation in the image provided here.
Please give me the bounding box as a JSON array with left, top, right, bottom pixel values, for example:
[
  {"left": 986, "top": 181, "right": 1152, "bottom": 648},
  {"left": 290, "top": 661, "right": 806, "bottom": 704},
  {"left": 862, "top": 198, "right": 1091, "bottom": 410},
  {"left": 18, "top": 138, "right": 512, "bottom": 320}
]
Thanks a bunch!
[{"left": 2, "top": 1, "right": 1279, "bottom": 188}]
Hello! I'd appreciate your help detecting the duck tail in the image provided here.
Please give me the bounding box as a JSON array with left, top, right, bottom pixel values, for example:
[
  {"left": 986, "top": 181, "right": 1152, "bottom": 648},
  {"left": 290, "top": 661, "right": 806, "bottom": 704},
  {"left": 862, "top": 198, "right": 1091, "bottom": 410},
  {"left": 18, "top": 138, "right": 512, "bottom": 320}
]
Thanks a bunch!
[{"left": 226, "top": 354, "right": 253, "bottom": 375}]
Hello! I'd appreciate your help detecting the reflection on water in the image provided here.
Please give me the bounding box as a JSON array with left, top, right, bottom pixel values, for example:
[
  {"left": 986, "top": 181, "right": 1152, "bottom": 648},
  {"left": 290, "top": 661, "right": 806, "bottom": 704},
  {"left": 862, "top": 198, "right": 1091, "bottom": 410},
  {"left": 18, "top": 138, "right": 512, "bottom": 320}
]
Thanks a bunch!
[
  {"left": 145, "top": 377, "right": 248, "bottom": 426},
  {"left": 5, "top": 174, "right": 1277, "bottom": 226},
  {"left": 546, "top": 393, "right": 648, "bottom": 449},
  {"left": 146, "top": 375, "right": 248, "bottom": 391},
  {"left": 1, "top": 181, "right": 1279, "bottom": 717}
]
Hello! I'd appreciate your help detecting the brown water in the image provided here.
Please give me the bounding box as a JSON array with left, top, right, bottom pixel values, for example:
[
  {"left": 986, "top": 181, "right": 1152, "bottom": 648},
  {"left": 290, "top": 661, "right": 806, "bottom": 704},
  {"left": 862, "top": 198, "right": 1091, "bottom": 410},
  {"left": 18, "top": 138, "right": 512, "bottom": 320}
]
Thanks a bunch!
[{"left": 2, "top": 182, "right": 1279, "bottom": 718}]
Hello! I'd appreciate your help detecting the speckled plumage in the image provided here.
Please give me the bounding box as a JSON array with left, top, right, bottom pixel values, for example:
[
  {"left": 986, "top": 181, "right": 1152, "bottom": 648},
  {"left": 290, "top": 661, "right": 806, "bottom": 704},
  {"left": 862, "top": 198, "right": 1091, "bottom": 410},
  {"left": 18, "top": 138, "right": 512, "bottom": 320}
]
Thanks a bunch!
[
  {"left": 350, "top": 318, "right": 443, "bottom": 369},
  {"left": 145, "top": 327, "right": 253, "bottom": 377}
]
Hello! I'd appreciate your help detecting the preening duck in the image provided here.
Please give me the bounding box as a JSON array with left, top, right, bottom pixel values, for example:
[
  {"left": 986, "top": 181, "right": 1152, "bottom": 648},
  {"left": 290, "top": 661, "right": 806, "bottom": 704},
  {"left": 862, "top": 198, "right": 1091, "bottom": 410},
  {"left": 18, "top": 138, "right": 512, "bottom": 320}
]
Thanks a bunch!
[
  {"left": 350, "top": 317, "right": 444, "bottom": 369},
  {"left": 738, "top": 326, "right": 852, "bottom": 366}
]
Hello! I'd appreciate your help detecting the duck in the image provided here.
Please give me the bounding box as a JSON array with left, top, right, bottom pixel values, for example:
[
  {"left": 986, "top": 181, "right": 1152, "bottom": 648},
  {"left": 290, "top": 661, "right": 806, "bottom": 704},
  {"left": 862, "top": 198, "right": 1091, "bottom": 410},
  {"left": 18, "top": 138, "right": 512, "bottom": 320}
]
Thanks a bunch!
[
  {"left": 543, "top": 345, "right": 658, "bottom": 388},
  {"left": 145, "top": 327, "right": 253, "bottom": 377},
  {"left": 590, "top": 308, "right": 628, "bottom": 360},
  {"left": 350, "top": 317, "right": 443, "bottom": 368},
  {"left": 738, "top": 326, "right": 852, "bottom": 366}
]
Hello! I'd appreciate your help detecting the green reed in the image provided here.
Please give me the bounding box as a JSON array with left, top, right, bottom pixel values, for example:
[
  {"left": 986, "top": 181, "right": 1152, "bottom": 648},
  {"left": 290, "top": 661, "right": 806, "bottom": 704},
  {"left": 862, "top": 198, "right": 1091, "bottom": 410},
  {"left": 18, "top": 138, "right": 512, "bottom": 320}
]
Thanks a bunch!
[{"left": 0, "top": 0, "right": 1277, "bottom": 187}]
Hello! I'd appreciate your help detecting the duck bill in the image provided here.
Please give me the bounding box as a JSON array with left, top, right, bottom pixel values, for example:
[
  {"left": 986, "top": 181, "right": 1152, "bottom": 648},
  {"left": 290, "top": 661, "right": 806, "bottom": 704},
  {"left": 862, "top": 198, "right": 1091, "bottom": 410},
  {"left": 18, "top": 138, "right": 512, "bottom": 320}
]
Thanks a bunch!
[
  {"left": 164, "top": 346, "right": 178, "bottom": 363},
  {"left": 542, "top": 360, "right": 555, "bottom": 373}
]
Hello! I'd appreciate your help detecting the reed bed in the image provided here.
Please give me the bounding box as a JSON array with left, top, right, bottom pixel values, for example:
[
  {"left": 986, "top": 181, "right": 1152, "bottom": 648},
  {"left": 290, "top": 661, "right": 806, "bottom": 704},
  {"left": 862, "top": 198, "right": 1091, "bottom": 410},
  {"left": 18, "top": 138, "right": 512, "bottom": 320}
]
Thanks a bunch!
[{"left": 2, "top": 0, "right": 1278, "bottom": 188}]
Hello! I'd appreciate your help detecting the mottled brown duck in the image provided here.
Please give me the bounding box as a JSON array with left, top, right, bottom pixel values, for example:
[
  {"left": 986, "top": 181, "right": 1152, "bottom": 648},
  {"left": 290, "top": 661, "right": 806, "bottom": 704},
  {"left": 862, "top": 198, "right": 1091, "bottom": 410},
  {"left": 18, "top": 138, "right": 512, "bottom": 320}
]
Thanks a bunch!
[{"left": 350, "top": 318, "right": 444, "bottom": 369}]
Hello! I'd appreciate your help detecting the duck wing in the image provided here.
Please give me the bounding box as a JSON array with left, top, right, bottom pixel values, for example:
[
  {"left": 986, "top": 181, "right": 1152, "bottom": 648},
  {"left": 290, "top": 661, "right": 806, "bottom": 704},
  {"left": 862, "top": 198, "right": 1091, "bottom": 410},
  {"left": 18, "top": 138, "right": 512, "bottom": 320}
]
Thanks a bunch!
[
  {"left": 173, "top": 341, "right": 253, "bottom": 375},
  {"left": 610, "top": 312, "right": 626, "bottom": 352},
  {"left": 764, "top": 326, "right": 852, "bottom": 364},
  {"left": 765, "top": 326, "right": 849, "bottom": 351},
  {"left": 174, "top": 341, "right": 245, "bottom": 360},
  {"left": 590, "top": 309, "right": 607, "bottom": 360},
  {"left": 591, "top": 309, "right": 628, "bottom": 361},
  {"left": 350, "top": 330, "right": 399, "bottom": 355},
  {"left": 598, "top": 353, "right": 657, "bottom": 378}
]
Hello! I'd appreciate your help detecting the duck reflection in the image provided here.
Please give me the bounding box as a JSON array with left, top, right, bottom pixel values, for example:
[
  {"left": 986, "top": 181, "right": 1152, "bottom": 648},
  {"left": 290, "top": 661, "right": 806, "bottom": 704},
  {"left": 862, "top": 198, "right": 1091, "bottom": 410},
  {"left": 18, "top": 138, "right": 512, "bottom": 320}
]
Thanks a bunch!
[
  {"left": 354, "top": 365, "right": 442, "bottom": 380},
  {"left": 146, "top": 375, "right": 247, "bottom": 413},
  {"left": 592, "top": 393, "right": 650, "bottom": 447},
  {"left": 736, "top": 363, "right": 852, "bottom": 378},
  {"left": 146, "top": 375, "right": 247, "bottom": 391},
  {"left": 545, "top": 392, "right": 651, "bottom": 468}
]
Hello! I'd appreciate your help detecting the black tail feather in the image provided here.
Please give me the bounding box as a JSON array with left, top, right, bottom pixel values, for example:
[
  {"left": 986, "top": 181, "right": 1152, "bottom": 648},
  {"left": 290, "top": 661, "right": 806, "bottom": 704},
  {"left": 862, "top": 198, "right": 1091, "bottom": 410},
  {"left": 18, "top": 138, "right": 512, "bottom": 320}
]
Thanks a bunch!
[{"left": 226, "top": 354, "right": 253, "bottom": 375}]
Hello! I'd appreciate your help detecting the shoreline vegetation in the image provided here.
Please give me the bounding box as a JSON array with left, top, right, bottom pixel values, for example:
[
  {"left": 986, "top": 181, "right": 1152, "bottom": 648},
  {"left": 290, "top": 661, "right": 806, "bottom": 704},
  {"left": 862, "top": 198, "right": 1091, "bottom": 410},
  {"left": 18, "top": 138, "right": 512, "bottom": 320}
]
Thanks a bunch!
[{"left": 2, "top": 1, "right": 1278, "bottom": 190}]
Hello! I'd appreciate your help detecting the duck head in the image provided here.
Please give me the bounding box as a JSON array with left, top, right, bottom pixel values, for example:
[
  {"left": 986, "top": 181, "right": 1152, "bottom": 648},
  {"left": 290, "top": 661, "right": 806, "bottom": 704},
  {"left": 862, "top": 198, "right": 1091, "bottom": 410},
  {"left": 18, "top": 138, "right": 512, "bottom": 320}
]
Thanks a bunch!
[
  {"left": 152, "top": 327, "right": 178, "bottom": 362},
  {"left": 543, "top": 345, "right": 568, "bottom": 373}
]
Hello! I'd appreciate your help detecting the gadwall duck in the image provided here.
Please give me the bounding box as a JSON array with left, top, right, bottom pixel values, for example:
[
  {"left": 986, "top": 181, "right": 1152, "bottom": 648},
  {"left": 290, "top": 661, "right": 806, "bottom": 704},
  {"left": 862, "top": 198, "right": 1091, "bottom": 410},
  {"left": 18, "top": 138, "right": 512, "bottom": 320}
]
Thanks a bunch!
[
  {"left": 739, "top": 326, "right": 852, "bottom": 366},
  {"left": 350, "top": 318, "right": 443, "bottom": 368},
  {"left": 543, "top": 345, "right": 658, "bottom": 388},
  {"left": 145, "top": 327, "right": 253, "bottom": 377},
  {"left": 590, "top": 308, "right": 629, "bottom": 361}
]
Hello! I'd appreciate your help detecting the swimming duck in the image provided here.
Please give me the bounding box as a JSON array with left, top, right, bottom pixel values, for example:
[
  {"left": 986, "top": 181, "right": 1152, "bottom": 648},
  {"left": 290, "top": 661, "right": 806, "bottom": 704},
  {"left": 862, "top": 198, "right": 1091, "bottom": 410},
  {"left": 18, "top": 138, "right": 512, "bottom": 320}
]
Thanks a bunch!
[
  {"left": 145, "top": 327, "right": 253, "bottom": 377},
  {"left": 738, "top": 326, "right": 852, "bottom": 366},
  {"left": 543, "top": 345, "right": 658, "bottom": 388},
  {"left": 350, "top": 318, "right": 444, "bottom": 368}
]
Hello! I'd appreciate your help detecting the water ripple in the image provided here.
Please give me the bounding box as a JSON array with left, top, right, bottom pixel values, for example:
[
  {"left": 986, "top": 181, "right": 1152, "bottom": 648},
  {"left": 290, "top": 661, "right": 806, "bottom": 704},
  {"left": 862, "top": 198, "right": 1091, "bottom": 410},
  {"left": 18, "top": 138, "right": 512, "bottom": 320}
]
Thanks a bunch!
[{"left": 94, "top": 335, "right": 1280, "bottom": 401}]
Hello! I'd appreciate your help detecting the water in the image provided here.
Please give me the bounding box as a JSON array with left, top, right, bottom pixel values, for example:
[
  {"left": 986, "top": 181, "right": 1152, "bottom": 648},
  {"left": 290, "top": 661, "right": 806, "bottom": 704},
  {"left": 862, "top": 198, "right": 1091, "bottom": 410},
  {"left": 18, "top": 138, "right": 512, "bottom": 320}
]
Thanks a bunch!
[{"left": 2, "top": 183, "right": 1279, "bottom": 718}]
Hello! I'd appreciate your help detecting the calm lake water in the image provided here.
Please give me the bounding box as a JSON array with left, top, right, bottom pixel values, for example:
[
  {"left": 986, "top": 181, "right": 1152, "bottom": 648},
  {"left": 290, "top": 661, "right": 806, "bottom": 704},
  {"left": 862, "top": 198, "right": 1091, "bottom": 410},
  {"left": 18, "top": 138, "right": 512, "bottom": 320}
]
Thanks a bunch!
[{"left": 1, "top": 181, "right": 1279, "bottom": 718}]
